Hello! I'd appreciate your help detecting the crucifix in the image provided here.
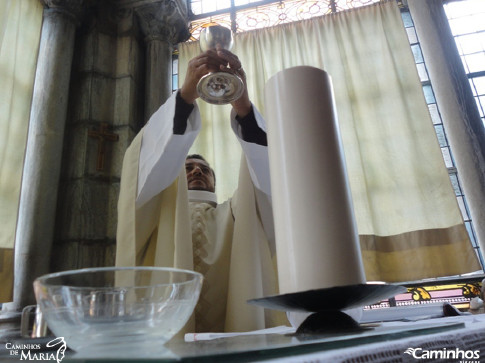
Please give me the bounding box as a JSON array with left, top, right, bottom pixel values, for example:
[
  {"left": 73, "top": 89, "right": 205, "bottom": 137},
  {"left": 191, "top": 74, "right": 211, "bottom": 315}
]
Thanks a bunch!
[{"left": 88, "top": 123, "right": 119, "bottom": 171}]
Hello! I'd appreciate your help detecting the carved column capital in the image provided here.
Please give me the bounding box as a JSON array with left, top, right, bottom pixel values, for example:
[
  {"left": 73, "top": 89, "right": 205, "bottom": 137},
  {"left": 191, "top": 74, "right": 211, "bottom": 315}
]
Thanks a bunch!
[
  {"left": 41, "top": 0, "right": 85, "bottom": 25},
  {"left": 135, "top": 0, "right": 190, "bottom": 44}
]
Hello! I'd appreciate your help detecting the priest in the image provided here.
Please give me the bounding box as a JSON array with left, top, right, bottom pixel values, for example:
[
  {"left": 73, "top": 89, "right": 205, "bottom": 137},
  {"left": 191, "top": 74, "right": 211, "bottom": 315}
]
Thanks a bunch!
[{"left": 116, "top": 47, "right": 286, "bottom": 332}]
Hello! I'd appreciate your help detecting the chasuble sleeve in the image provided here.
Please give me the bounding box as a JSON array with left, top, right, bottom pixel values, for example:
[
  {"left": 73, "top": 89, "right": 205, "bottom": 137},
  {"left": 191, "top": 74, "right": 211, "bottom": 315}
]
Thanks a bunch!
[
  {"left": 116, "top": 92, "right": 195, "bottom": 268},
  {"left": 136, "top": 91, "right": 202, "bottom": 208},
  {"left": 231, "top": 105, "right": 272, "bottom": 196}
]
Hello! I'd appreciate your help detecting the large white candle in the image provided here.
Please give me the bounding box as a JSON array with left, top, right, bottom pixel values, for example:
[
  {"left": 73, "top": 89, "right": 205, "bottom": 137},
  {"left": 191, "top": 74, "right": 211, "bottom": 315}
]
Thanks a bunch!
[{"left": 265, "top": 66, "right": 366, "bottom": 294}]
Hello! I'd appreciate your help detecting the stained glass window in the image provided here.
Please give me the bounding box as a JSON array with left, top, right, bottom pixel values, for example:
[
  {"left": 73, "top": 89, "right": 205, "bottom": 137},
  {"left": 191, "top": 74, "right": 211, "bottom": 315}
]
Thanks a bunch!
[
  {"left": 366, "top": 281, "right": 482, "bottom": 311},
  {"left": 188, "top": 0, "right": 381, "bottom": 41}
]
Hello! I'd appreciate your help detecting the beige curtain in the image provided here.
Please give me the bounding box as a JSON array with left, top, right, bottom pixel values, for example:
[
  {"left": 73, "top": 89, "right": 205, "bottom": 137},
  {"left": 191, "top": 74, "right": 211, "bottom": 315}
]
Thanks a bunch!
[
  {"left": 0, "top": 0, "right": 43, "bottom": 301},
  {"left": 179, "top": 1, "right": 480, "bottom": 281}
]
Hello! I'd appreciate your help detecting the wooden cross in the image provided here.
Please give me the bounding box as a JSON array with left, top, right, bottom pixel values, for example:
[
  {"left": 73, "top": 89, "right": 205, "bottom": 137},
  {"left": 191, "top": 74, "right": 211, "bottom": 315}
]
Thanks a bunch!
[{"left": 88, "top": 123, "right": 119, "bottom": 171}]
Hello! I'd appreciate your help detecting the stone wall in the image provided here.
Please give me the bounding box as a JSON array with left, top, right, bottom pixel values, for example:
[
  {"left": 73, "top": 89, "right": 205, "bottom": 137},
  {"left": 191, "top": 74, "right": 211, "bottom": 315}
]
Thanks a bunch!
[
  {"left": 52, "top": 3, "right": 145, "bottom": 271},
  {"left": 50, "top": 0, "right": 189, "bottom": 272}
]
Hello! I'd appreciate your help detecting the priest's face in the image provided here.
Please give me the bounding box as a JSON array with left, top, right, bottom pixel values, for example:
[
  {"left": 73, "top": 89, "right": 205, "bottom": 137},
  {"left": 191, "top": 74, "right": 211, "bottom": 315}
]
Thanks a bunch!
[{"left": 185, "top": 158, "right": 216, "bottom": 192}]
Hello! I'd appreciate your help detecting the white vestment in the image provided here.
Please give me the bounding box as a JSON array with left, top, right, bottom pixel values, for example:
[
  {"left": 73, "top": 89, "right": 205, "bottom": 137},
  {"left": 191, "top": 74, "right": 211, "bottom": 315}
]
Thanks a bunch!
[{"left": 116, "top": 92, "right": 286, "bottom": 332}]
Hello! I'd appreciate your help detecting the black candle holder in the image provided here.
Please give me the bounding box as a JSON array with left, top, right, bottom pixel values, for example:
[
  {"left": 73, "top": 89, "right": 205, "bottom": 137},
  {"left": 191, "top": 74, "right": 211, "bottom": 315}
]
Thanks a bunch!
[{"left": 248, "top": 283, "right": 407, "bottom": 335}]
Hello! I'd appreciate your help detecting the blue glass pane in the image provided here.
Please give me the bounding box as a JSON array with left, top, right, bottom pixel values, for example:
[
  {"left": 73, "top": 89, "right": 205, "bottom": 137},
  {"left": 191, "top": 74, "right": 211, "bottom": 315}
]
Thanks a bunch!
[
  {"left": 434, "top": 124, "right": 447, "bottom": 147},
  {"left": 172, "top": 75, "right": 178, "bottom": 90},
  {"left": 411, "top": 44, "right": 424, "bottom": 63},
  {"left": 422, "top": 85, "right": 436, "bottom": 104},
  {"left": 449, "top": 173, "right": 461, "bottom": 196},
  {"left": 401, "top": 10, "right": 413, "bottom": 27}
]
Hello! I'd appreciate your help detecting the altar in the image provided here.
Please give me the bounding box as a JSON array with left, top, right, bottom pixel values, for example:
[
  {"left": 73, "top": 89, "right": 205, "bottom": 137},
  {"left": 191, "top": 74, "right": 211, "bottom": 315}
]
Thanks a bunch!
[
  {"left": 168, "top": 317, "right": 485, "bottom": 362},
  {"left": 1, "top": 310, "right": 484, "bottom": 362}
]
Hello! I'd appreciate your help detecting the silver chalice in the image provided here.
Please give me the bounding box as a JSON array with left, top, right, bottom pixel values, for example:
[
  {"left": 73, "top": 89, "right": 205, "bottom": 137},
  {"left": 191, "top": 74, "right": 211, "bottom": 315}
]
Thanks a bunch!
[{"left": 197, "top": 26, "right": 244, "bottom": 105}]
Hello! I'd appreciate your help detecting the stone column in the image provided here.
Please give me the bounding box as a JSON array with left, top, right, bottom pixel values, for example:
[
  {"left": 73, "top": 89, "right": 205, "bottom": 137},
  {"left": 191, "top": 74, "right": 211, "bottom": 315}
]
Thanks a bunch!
[
  {"left": 408, "top": 0, "right": 485, "bottom": 260},
  {"left": 135, "top": 0, "right": 190, "bottom": 122},
  {"left": 12, "top": 0, "right": 84, "bottom": 309}
]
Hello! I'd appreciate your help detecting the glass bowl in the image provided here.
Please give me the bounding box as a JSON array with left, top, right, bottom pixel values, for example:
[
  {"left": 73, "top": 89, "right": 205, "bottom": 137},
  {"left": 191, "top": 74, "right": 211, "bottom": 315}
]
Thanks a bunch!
[{"left": 33, "top": 267, "right": 203, "bottom": 357}]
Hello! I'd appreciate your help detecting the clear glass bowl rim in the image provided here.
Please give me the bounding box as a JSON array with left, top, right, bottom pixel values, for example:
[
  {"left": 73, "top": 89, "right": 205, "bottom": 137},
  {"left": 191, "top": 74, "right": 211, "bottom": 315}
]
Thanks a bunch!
[{"left": 34, "top": 266, "right": 203, "bottom": 290}]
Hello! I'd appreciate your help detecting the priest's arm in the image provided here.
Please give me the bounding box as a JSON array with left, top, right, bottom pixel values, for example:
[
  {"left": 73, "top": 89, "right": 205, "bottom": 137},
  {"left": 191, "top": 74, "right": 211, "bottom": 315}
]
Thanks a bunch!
[
  {"left": 136, "top": 50, "right": 271, "bottom": 208},
  {"left": 136, "top": 93, "right": 270, "bottom": 206}
]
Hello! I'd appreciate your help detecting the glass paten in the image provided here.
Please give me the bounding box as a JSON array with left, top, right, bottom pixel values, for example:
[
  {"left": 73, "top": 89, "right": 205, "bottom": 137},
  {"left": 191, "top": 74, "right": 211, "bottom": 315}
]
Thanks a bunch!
[{"left": 34, "top": 267, "right": 203, "bottom": 357}]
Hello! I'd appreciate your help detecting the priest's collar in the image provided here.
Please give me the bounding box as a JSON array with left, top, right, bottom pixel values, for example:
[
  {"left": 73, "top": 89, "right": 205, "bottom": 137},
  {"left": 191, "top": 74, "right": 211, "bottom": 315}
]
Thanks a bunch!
[{"left": 188, "top": 190, "right": 218, "bottom": 207}]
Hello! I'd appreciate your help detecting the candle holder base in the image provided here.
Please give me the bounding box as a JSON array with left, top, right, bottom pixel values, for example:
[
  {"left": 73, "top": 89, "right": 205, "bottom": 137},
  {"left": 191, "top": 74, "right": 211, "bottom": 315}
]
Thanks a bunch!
[{"left": 248, "top": 283, "right": 407, "bottom": 335}]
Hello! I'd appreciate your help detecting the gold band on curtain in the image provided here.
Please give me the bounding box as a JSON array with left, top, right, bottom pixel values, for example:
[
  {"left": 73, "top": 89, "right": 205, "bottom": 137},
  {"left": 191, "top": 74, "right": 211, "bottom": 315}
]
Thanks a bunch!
[{"left": 361, "top": 224, "right": 480, "bottom": 281}]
